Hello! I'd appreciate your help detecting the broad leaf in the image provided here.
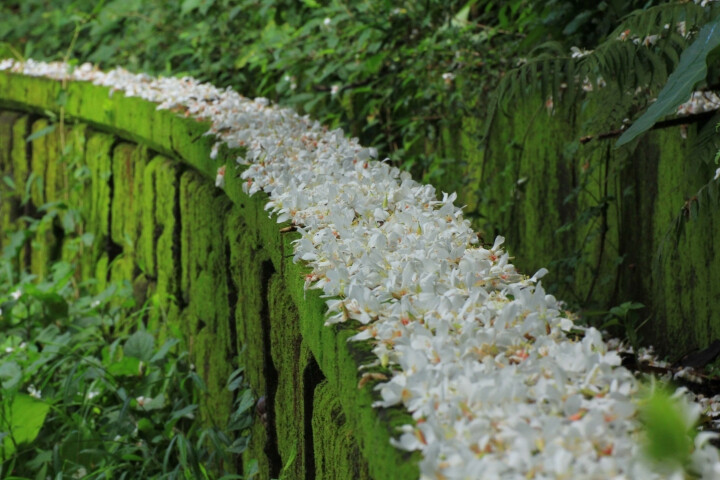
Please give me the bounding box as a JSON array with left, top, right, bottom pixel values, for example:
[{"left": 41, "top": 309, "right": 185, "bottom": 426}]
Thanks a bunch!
[
  {"left": 107, "top": 356, "right": 142, "bottom": 377},
  {"left": 640, "top": 387, "right": 694, "bottom": 467},
  {"left": 1, "top": 394, "right": 50, "bottom": 457},
  {"left": 0, "top": 362, "right": 21, "bottom": 389},
  {"left": 25, "top": 124, "right": 56, "bottom": 143},
  {"left": 23, "top": 284, "right": 68, "bottom": 321},
  {"left": 124, "top": 330, "right": 154, "bottom": 362},
  {"left": 617, "top": 18, "right": 720, "bottom": 148}
]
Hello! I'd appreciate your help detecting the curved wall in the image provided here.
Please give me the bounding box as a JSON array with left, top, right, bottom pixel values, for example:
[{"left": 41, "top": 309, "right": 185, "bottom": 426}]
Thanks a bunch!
[{"left": 0, "top": 71, "right": 417, "bottom": 480}]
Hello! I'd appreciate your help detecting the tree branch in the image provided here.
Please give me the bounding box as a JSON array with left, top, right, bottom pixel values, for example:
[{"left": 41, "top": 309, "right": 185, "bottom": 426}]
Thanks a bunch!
[{"left": 579, "top": 110, "right": 719, "bottom": 144}]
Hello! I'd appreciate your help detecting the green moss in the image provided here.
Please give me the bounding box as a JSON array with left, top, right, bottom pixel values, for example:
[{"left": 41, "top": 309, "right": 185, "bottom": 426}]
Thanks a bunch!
[
  {"left": 29, "top": 118, "right": 48, "bottom": 206},
  {"left": 9, "top": 115, "right": 29, "bottom": 271},
  {"left": 10, "top": 115, "right": 29, "bottom": 194},
  {"left": 139, "top": 156, "right": 159, "bottom": 277},
  {"left": 60, "top": 123, "right": 90, "bottom": 270},
  {"left": 224, "top": 203, "right": 274, "bottom": 480},
  {"left": 86, "top": 131, "right": 113, "bottom": 231},
  {"left": 269, "top": 273, "right": 312, "bottom": 479},
  {"left": 0, "top": 112, "right": 20, "bottom": 242},
  {"left": 28, "top": 216, "right": 54, "bottom": 279},
  {"left": 138, "top": 154, "right": 181, "bottom": 329},
  {"left": 284, "top": 257, "right": 421, "bottom": 480},
  {"left": 312, "top": 380, "right": 371, "bottom": 480},
  {"left": 647, "top": 128, "right": 720, "bottom": 355},
  {"left": 111, "top": 143, "right": 146, "bottom": 250},
  {"left": 179, "top": 170, "right": 234, "bottom": 425}
]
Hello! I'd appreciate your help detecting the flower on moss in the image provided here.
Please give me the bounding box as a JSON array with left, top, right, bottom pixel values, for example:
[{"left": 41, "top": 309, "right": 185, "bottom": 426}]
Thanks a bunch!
[{"left": 215, "top": 165, "right": 226, "bottom": 188}]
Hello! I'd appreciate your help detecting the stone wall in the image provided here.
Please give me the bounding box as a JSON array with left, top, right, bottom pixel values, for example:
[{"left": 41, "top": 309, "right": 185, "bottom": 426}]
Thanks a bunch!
[
  {"left": 456, "top": 93, "right": 720, "bottom": 358},
  {"left": 0, "top": 72, "right": 418, "bottom": 479}
]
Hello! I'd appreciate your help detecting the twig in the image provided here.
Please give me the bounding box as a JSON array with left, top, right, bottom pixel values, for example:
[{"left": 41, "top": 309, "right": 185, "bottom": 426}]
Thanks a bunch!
[{"left": 579, "top": 110, "right": 718, "bottom": 144}]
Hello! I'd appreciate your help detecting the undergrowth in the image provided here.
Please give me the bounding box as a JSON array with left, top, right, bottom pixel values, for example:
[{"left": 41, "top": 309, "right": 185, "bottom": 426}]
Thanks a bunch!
[{"left": 0, "top": 236, "right": 253, "bottom": 479}]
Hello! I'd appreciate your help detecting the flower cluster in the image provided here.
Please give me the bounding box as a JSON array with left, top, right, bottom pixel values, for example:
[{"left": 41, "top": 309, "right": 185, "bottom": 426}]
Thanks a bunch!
[
  {"left": 3, "top": 58, "right": 720, "bottom": 479},
  {"left": 677, "top": 91, "right": 720, "bottom": 116}
]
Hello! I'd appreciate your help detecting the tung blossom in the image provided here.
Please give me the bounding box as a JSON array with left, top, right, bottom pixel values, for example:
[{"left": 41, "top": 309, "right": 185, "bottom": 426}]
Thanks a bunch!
[{"left": 3, "top": 58, "right": 720, "bottom": 480}]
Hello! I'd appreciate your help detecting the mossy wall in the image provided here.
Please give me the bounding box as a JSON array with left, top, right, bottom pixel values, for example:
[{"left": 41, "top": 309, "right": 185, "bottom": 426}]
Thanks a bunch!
[
  {"left": 465, "top": 92, "right": 720, "bottom": 358},
  {"left": 0, "top": 71, "right": 419, "bottom": 479}
]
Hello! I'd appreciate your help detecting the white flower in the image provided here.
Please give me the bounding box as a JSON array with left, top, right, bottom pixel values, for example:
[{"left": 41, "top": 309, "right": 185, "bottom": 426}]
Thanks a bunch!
[
  {"left": 441, "top": 72, "right": 455, "bottom": 85},
  {"left": 87, "top": 390, "right": 100, "bottom": 400},
  {"left": 10, "top": 289, "right": 21, "bottom": 300},
  {"left": 643, "top": 34, "right": 659, "bottom": 47},
  {"left": 715, "top": 167, "right": 720, "bottom": 181},
  {"left": 570, "top": 46, "right": 592, "bottom": 58},
  {"left": 72, "top": 467, "right": 87, "bottom": 479},
  {"left": 215, "top": 165, "right": 226, "bottom": 188},
  {"left": 330, "top": 85, "right": 340, "bottom": 96},
  {"left": 28, "top": 384, "right": 41, "bottom": 399},
  {"left": 323, "top": 17, "right": 331, "bottom": 26},
  {"left": 677, "top": 21, "right": 687, "bottom": 37},
  {"left": 136, "top": 396, "right": 147, "bottom": 407}
]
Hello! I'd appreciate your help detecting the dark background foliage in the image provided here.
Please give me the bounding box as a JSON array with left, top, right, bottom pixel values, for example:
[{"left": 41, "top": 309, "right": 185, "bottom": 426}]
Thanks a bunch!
[{"left": 0, "top": 0, "right": 667, "bottom": 187}]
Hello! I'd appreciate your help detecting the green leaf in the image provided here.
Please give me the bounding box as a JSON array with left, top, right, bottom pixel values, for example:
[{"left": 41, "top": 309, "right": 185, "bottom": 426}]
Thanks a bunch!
[
  {"left": 107, "top": 356, "right": 142, "bottom": 377},
  {"left": 150, "top": 338, "right": 180, "bottom": 363},
  {"left": 25, "top": 124, "right": 56, "bottom": 143},
  {"left": 1, "top": 394, "right": 50, "bottom": 457},
  {"left": 0, "top": 362, "right": 21, "bottom": 389},
  {"left": 562, "top": 11, "right": 593, "bottom": 36},
  {"left": 55, "top": 89, "right": 67, "bottom": 108},
  {"left": 141, "top": 393, "right": 165, "bottom": 411},
  {"left": 640, "top": 386, "right": 694, "bottom": 468},
  {"left": 170, "top": 404, "right": 198, "bottom": 421},
  {"left": 124, "top": 330, "right": 154, "bottom": 362},
  {"left": 2, "top": 175, "right": 16, "bottom": 191},
  {"left": 23, "top": 284, "right": 68, "bottom": 321},
  {"left": 81, "top": 232, "right": 95, "bottom": 247},
  {"left": 245, "top": 459, "right": 259, "bottom": 479},
  {"left": 137, "top": 417, "right": 154, "bottom": 432},
  {"left": 180, "top": 0, "right": 202, "bottom": 15},
  {"left": 226, "top": 366, "right": 245, "bottom": 392},
  {"left": 617, "top": 18, "right": 720, "bottom": 148},
  {"left": 235, "top": 389, "right": 254, "bottom": 415}
]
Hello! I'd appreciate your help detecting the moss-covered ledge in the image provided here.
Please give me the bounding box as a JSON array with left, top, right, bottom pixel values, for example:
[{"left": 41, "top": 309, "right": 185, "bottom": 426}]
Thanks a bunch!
[{"left": 0, "top": 70, "right": 419, "bottom": 479}]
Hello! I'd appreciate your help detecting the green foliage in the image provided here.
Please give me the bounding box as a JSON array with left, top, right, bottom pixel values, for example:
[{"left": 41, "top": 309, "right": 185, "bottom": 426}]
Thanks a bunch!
[
  {"left": 585, "top": 301, "right": 647, "bottom": 360},
  {"left": 0, "top": 0, "right": 538, "bottom": 193},
  {"left": 496, "top": 2, "right": 715, "bottom": 119},
  {"left": 525, "top": 0, "right": 660, "bottom": 48},
  {"left": 638, "top": 382, "right": 697, "bottom": 472},
  {"left": 0, "top": 234, "right": 252, "bottom": 478},
  {"left": 617, "top": 15, "right": 720, "bottom": 147}
]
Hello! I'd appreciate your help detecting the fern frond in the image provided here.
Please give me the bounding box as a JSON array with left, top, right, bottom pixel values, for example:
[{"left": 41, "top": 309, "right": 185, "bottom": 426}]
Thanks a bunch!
[
  {"left": 655, "top": 171, "right": 720, "bottom": 273},
  {"left": 496, "top": 1, "right": 715, "bottom": 114},
  {"left": 689, "top": 112, "right": 720, "bottom": 166},
  {"left": 610, "top": 3, "right": 707, "bottom": 40}
]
